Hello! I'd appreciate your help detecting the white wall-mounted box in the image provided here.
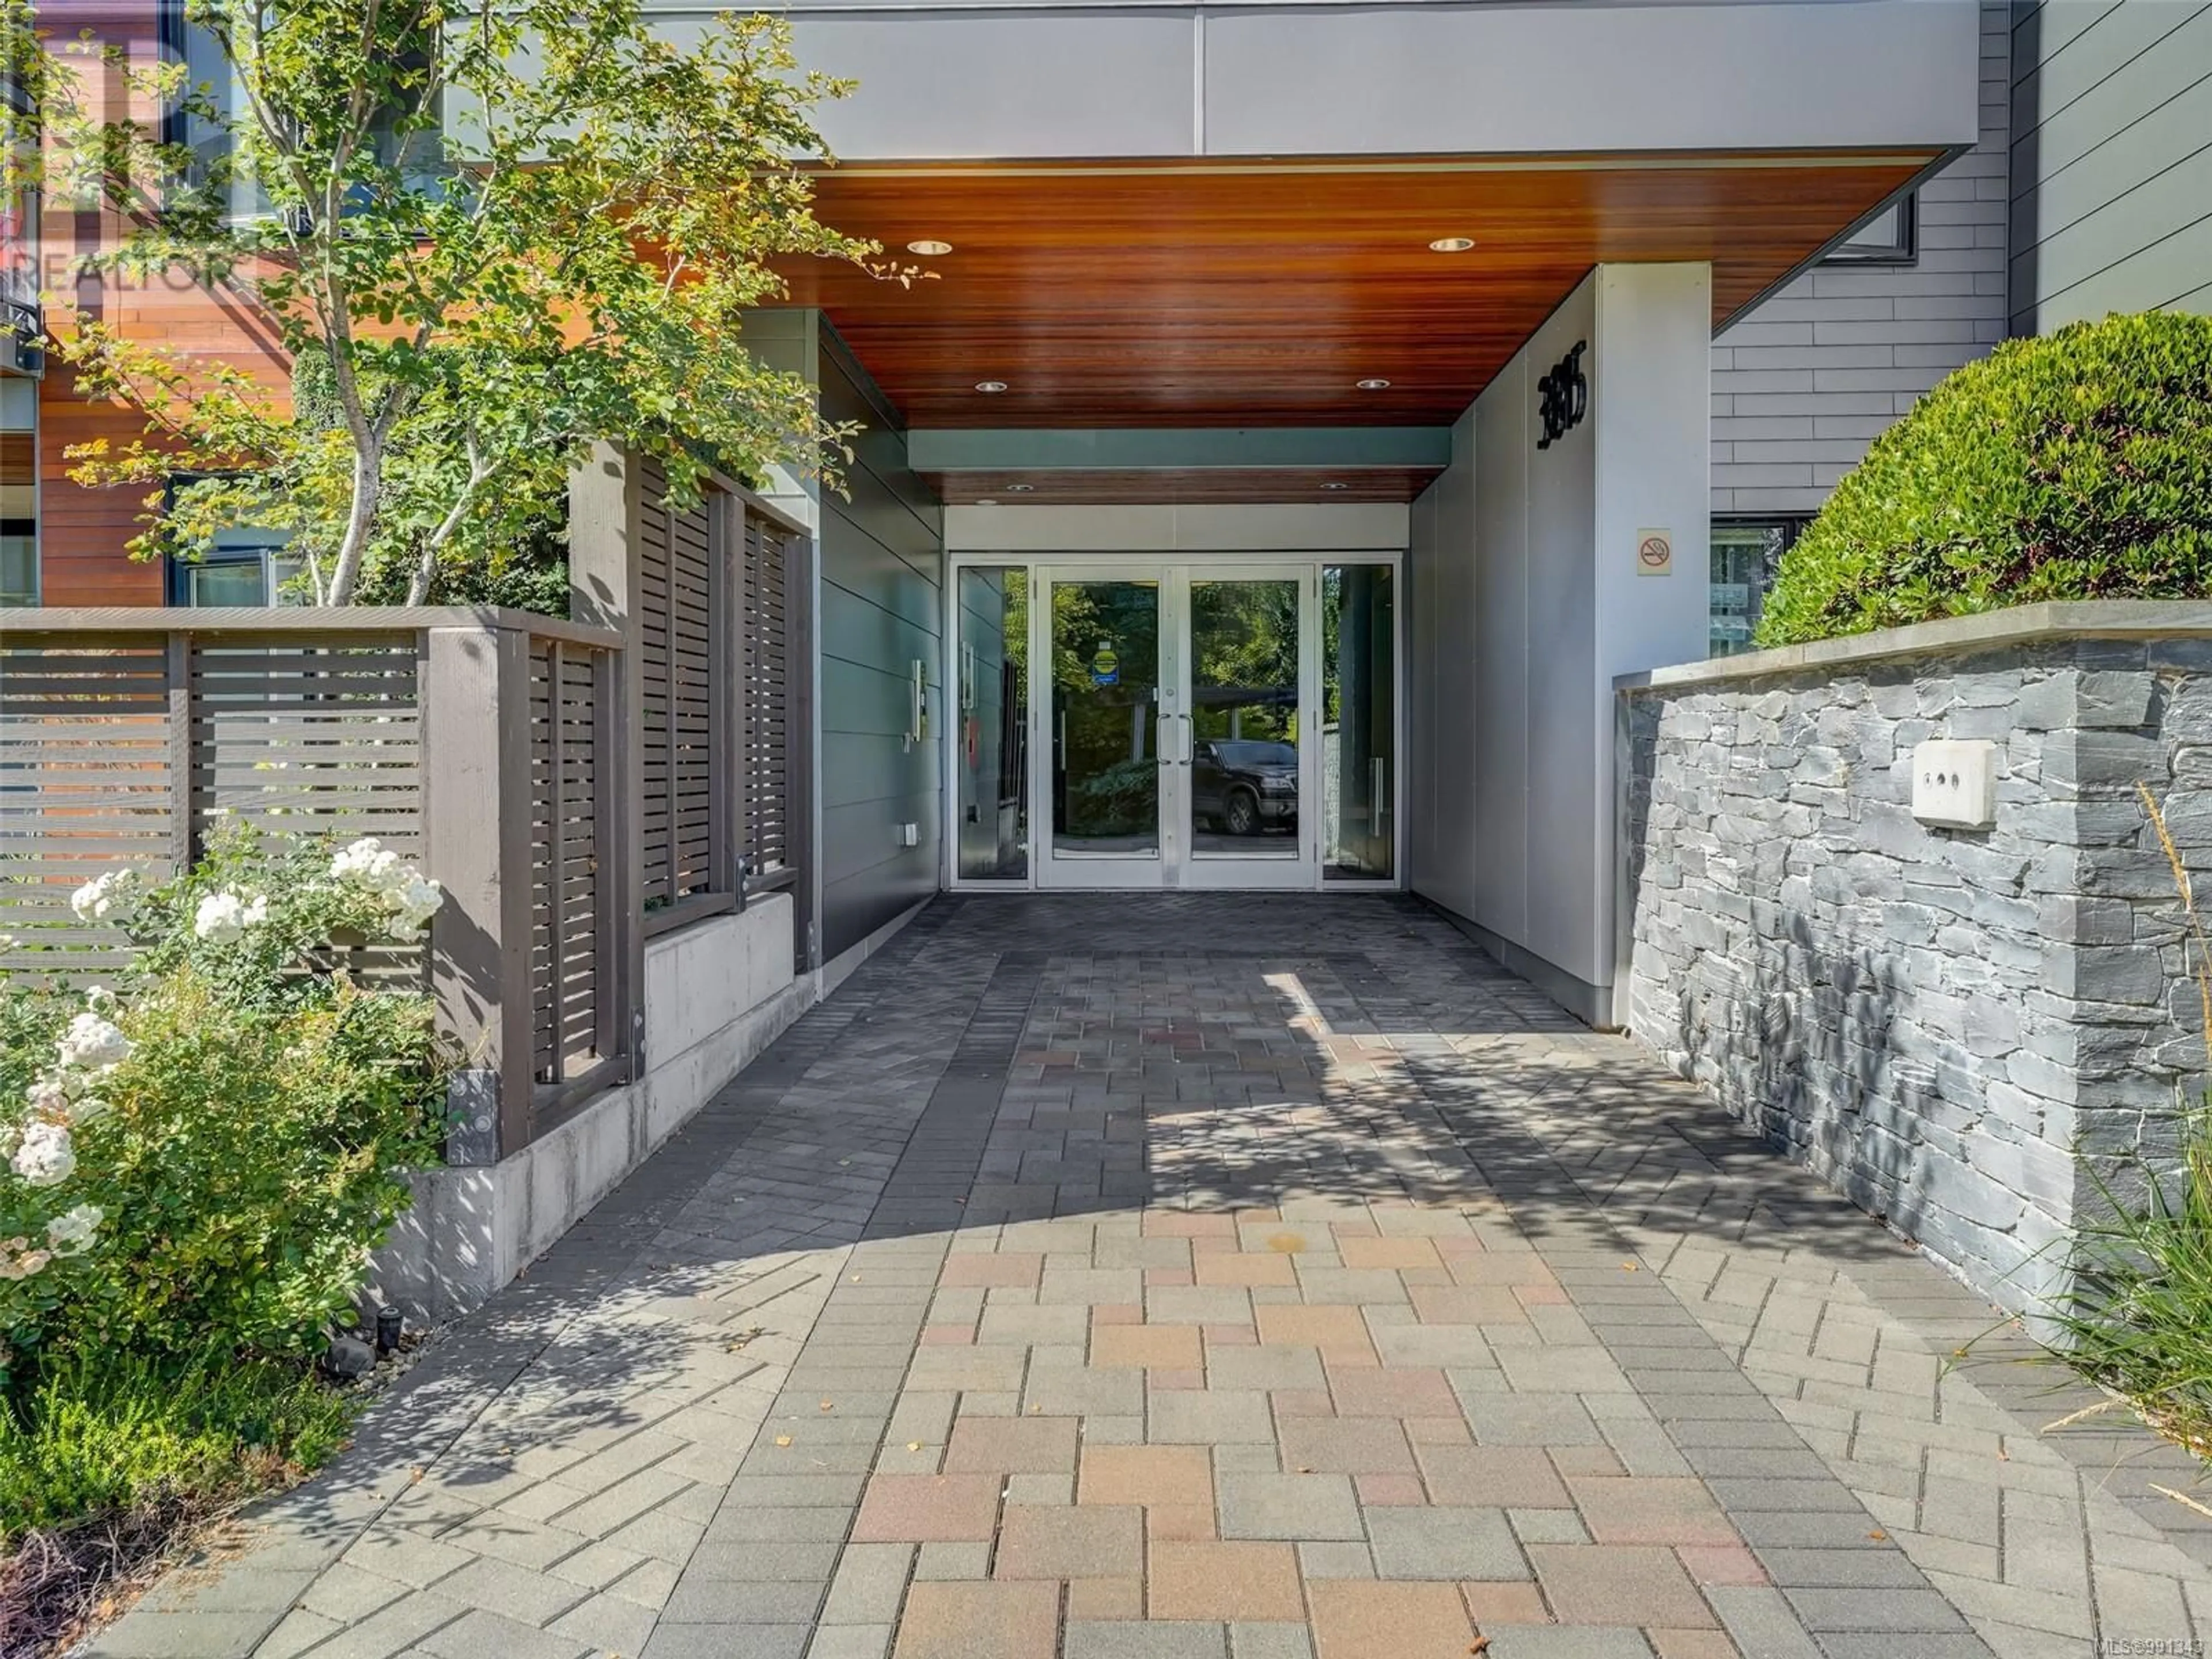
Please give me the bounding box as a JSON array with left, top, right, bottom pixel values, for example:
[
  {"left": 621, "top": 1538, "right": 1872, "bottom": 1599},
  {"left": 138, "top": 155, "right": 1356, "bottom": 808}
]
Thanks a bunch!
[{"left": 1911, "top": 738, "right": 1998, "bottom": 830}]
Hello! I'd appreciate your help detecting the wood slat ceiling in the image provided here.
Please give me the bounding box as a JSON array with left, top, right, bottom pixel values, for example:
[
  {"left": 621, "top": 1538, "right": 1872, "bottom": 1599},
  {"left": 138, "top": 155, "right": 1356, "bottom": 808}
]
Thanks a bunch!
[
  {"left": 922, "top": 467, "right": 1445, "bottom": 506},
  {"left": 781, "top": 153, "right": 1937, "bottom": 429}
]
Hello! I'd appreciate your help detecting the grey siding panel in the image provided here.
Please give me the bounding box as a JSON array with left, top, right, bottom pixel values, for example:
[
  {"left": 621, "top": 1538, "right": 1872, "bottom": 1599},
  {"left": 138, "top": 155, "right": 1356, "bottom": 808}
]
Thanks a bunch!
[
  {"left": 2010, "top": 0, "right": 2212, "bottom": 333},
  {"left": 2042, "top": 212, "right": 2212, "bottom": 321},
  {"left": 2008, "top": 4, "right": 2212, "bottom": 181},
  {"left": 2012, "top": 153, "right": 2212, "bottom": 306},
  {"left": 1710, "top": 0, "right": 2012, "bottom": 516},
  {"left": 821, "top": 731, "right": 936, "bottom": 810},
  {"left": 2010, "top": 0, "right": 2194, "bottom": 127},
  {"left": 816, "top": 331, "right": 945, "bottom": 961}
]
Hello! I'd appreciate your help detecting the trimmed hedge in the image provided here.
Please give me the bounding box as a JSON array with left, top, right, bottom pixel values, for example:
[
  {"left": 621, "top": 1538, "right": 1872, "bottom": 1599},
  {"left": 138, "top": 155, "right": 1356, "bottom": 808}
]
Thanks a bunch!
[{"left": 1756, "top": 311, "right": 2212, "bottom": 647}]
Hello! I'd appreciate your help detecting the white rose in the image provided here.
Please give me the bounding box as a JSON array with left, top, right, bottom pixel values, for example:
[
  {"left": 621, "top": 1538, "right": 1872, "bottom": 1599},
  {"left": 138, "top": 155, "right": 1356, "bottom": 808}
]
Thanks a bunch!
[
  {"left": 392, "top": 875, "right": 442, "bottom": 930},
  {"left": 332, "top": 838, "right": 407, "bottom": 895},
  {"left": 56, "top": 1012, "right": 132, "bottom": 1072},
  {"left": 243, "top": 894, "right": 269, "bottom": 926},
  {"left": 329, "top": 837, "right": 384, "bottom": 880},
  {"left": 84, "top": 986, "right": 119, "bottom": 1015},
  {"left": 45, "top": 1204, "right": 103, "bottom": 1256},
  {"left": 13, "top": 1121, "right": 75, "bottom": 1187},
  {"left": 69, "top": 1094, "right": 109, "bottom": 1126},
  {"left": 69, "top": 868, "right": 142, "bottom": 926},
  {"left": 24, "top": 1076, "right": 67, "bottom": 1117},
  {"left": 194, "top": 890, "right": 248, "bottom": 944}
]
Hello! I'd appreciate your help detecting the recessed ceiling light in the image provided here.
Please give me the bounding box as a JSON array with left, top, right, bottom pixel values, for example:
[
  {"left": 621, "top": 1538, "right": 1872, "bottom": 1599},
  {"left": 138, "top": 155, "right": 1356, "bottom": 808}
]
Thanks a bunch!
[
  {"left": 1321, "top": 482, "right": 1350, "bottom": 491},
  {"left": 975, "top": 498, "right": 998, "bottom": 506},
  {"left": 1356, "top": 378, "right": 1391, "bottom": 391},
  {"left": 1428, "top": 236, "right": 1476, "bottom": 253},
  {"left": 907, "top": 239, "right": 954, "bottom": 256},
  {"left": 975, "top": 380, "right": 1009, "bottom": 394},
  {"left": 1007, "top": 483, "right": 1035, "bottom": 493}
]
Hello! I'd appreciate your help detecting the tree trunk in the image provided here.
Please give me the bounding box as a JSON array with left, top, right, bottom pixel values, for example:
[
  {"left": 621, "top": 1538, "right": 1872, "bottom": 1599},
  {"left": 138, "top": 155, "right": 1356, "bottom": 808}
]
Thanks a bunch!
[{"left": 326, "top": 443, "right": 381, "bottom": 604}]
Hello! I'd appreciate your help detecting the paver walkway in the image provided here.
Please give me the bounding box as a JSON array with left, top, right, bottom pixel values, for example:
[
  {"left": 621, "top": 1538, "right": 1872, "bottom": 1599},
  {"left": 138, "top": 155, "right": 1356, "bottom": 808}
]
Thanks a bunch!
[{"left": 93, "top": 895, "right": 2212, "bottom": 1659}]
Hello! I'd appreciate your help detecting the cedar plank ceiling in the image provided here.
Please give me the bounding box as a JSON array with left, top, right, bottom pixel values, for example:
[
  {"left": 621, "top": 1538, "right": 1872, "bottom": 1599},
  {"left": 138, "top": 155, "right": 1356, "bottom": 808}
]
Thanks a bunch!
[
  {"left": 919, "top": 468, "right": 1446, "bottom": 506},
  {"left": 780, "top": 153, "right": 1939, "bottom": 430}
]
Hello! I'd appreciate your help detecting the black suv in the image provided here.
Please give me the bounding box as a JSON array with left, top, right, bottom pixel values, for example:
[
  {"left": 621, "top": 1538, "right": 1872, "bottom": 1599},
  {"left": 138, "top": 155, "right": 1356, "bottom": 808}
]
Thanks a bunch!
[{"left": 1193, "top": 739, "right": 1298, "bottom": 835}]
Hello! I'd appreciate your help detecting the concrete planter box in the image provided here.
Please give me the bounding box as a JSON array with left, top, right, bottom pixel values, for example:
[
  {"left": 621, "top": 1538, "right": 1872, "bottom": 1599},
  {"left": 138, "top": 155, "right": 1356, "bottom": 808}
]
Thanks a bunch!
[
  {"left": 1616, "top": 602, "right": 2212, "bottom": 1315},
  {"left": 372, "top": 895, "right": 808, "bottom": 1320}
]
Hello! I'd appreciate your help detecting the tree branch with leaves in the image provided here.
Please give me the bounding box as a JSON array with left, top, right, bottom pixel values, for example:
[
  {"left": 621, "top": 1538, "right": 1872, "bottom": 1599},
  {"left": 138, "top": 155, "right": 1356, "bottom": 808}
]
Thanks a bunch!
[{"left": 1, "top": 0, "right": 900, "bottom": 604}]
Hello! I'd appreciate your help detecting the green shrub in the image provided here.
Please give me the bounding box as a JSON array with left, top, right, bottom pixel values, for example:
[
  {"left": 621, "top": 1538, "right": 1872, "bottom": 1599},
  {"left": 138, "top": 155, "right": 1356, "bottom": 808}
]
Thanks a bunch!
[
  {"left": 1757, "top": 310, "right": 2212, "bottom": 646},
  {"left": 0, "top": 828, "right": 450, "bottom": 1381},
  {"left": 0, "top": 1346, "right": 354, "bottom": 1540}
]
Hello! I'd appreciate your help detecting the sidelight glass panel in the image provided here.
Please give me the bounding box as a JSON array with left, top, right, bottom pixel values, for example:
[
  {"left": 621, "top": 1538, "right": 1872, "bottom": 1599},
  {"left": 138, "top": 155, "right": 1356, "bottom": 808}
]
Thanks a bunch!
[
  {"left": 956, "top": 567, "right": 1030, "bottom": 879},
  {"left": 1189, "top": 577, "right": 1300, "bottom": 857},
  {"left": 1323, "top": 564, "right": 1395, "bottom": 880},
  {"left": 1051, "top": 579, "right": 1160, "bottom": 855}
]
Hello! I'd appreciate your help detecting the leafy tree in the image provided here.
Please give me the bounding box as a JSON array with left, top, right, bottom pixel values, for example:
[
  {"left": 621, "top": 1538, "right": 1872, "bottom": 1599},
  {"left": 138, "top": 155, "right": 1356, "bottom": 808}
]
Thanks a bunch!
[{"left": 1, "top": 0, "right": 898, "bottom": 604}]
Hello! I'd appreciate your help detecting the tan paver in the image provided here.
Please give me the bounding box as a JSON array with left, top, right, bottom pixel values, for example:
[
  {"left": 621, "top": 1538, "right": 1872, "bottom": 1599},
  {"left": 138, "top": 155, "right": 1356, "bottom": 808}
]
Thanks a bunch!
[
  {"left": 851, "top": 1474, "right": 1003, "bottom": 1543},
  {"left": 1091, "top": 1322, "right": 1204, "bottom": 1369},
  {"left": 1147, "top": 1541, "right": 1305, "bottom": 1621},
  {"left": 893, "top": 1580, "right": 1059, "bottom": 1659},
  {"left": 1307, "top": 1580, "right": 1473, "bottom": 1659},
  {"left": 93, "top": 896, "right": 2212, "bottom": 1659}
]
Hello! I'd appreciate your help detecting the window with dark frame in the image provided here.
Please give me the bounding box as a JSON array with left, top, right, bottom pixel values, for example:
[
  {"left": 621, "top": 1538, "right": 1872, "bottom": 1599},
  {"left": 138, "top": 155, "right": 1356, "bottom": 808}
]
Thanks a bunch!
[
  {"left": 1820, "top": 194, "right": 1916, "bottom": 266},
  {"left": 1710, "top": 516, "right": 1811, "bottom": 656},
  {"left": 0, "top": 382, "right": 32, "bottom": 607}
]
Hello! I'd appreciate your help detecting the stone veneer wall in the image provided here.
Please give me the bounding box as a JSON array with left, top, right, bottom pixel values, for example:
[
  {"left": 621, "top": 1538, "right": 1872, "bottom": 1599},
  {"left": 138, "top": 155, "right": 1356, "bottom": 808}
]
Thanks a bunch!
[{"left": 1617, "top": 603, "right": 2212, "bottom": 1315}]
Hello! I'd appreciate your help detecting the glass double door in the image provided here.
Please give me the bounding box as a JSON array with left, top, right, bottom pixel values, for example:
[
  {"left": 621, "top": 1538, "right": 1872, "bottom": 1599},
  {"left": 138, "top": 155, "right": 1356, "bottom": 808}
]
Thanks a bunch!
[{"left": 1039, "top": 565, "right": 1317, "bottom": 889}]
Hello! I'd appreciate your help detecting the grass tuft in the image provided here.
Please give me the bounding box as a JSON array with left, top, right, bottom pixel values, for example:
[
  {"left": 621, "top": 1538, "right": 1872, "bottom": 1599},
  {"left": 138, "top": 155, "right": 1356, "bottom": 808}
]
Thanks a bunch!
[{"left": 0, "top": 1349, "right": 355, "bottom": 1655}]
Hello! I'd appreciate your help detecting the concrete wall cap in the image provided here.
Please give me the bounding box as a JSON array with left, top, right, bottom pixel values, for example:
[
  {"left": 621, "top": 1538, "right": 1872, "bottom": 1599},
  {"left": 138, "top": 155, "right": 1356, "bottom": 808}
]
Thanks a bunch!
[{"left": 1618, "top": 602, "right": 2212, "bottom": 694}]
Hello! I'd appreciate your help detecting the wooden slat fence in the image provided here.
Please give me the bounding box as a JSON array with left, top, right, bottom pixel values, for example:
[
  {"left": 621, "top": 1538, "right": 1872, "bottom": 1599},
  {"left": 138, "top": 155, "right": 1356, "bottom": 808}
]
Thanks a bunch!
[
  {"left": 738, "top": 503, "right": 802, "bottom": 893},
  {"left": 0, "top": 608, "right": 628, "bottom": 1159},
  {"left": 0, "top": 456, "right": 815, "bottom": 1159},
  {"left": 627, "top": 462, "right": 810, "bottom": 946}
]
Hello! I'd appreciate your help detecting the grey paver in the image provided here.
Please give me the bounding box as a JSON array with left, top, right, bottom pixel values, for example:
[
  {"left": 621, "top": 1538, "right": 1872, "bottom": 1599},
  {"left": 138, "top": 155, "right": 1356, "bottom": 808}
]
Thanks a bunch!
[
  {"left": 1219, "top": 1473, "right": 1365, "bottom": 1540},
  {"left": 1365, "top": 1506, "right": 1529, "bottom": 1580},
  {"left": 76, "top": 896, "right": 2209, "bottom": 1659},
  {"left": 1064, "top": 1623, "right": 1232, "bottom": 1659}
]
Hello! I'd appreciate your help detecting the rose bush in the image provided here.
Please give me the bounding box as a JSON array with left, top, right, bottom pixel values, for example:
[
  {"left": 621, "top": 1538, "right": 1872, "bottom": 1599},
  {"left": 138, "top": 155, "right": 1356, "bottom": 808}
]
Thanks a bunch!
[{"left": 0, "top": 827, "right": 452, "bottom": 1384}]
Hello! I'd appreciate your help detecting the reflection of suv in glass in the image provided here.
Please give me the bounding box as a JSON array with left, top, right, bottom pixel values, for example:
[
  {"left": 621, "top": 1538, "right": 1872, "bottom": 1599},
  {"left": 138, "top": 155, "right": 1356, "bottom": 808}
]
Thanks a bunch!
[{"left": 1194, "top": 740, "right": 1298, "bottom": 835}]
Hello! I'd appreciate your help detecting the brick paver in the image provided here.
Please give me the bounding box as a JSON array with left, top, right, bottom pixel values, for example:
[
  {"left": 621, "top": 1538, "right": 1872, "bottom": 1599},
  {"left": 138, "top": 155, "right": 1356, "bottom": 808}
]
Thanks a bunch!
[{"left": 92, "top": 895, "right": 2212, "bottom": 1659}]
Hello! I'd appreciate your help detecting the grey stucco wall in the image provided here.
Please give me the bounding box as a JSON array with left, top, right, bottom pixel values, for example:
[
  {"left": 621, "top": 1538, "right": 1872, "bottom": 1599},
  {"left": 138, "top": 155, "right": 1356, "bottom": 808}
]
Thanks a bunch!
[
  {"left": 2009, "top": 0, "right": 2212, "bottom": 333},
  {"left": 1709, "top": 0, "right": 2012, "bottom": 517},
  {"left": 1620, "top": 618, "right": 2211, "bottom": 1315}
]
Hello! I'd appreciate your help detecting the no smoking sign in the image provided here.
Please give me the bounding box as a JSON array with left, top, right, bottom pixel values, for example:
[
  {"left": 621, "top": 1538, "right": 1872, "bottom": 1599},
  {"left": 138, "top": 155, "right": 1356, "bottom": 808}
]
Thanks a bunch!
[{"left": 1635, "top": 528, "right": 1673, "bottom": 578}]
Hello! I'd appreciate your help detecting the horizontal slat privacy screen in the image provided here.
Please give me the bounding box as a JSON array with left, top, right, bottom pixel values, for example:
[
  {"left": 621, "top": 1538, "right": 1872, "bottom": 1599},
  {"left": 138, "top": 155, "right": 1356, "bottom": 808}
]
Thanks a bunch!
[
  {"left": 0, "top": 612, "right": 629, "bottom": 1158},
  {"left": 2, "top": 453, "right": 810, "bottom": 1154},
  {"left": 638, "top": 458, "right": 723, "bottom": 912},
  {"left": 740, "top": 507, "right": 797, "bottom": 887},
  {"left": 528, "top": 635, "right": 613, "bottom": 1089},
  {"left": 633, "top": 463, "right": 801, "bottom": 911},
  {"left": 0, "top": 632, "right": 425, "bottom": 980}
]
